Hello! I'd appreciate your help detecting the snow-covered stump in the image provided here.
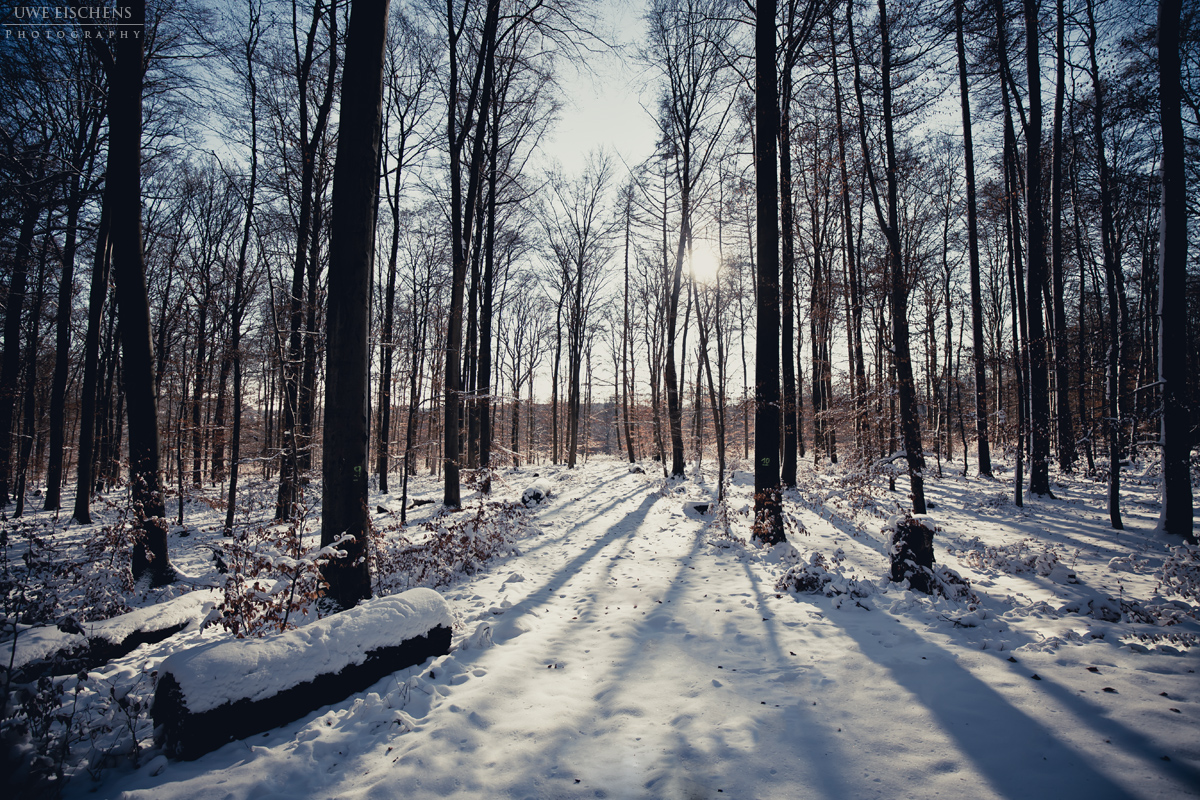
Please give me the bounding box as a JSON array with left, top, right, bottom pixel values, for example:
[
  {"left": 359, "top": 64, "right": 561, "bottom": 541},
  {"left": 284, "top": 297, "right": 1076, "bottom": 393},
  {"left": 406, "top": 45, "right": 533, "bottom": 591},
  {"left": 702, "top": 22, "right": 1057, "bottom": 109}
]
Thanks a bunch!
[
  {"left": 887, "top": 514, "right": 936, "bottom": 594},
  {"left": 521, "top": 478, "right": 553, "bottom": 506},
  {"left": 153, "top": 588, "right": 452, "bottom": 760},
  {"left": 884, "top": 515, "right": 973, "bottom": 600}
]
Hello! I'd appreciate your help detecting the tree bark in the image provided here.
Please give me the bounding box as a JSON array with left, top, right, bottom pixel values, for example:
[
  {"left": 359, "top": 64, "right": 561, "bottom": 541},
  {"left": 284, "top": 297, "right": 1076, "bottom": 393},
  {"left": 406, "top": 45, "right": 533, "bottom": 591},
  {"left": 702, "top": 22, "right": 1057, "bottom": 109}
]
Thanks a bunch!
[
  {"left": 852, "top": 0, "right": 925, "bottom": 513},
  {"left": 1085, "top": 0, "right": 1123, "bottom": 529},
  {"left": 277, "top": 0, "right": 338, "bottom": 520},
  {"left": 1156, "top": 0, "right": 1194, "bottom": 540},
  {"left": 321, "top": 0, "right": 392, "bottom": 608},
  {"left": 779, "top": 65, "right": 798, "bottom": 486},
  {"left": 444, "top": 0, "right": 500, "bottom": 506},
  {"left": 72, "top": 190, "right": 112, "bottom": 523},
  {"left": 754, "top": 0, "right": 784, "bottom": 544},
  {"left": 1023, "top": 0, "right": 1052, "bottom": 497},
  {"left": 1050, "top": 0, "right": 1073, "bottom": 473},
  {"left": 0, "top": 195, "right": 36, "bottom": 507},
  {"left": 955, "top": 0, "right": 991, "bottom": 478},
  {"left": 102, "top": 0, "right": 173, "bottom": 584}
]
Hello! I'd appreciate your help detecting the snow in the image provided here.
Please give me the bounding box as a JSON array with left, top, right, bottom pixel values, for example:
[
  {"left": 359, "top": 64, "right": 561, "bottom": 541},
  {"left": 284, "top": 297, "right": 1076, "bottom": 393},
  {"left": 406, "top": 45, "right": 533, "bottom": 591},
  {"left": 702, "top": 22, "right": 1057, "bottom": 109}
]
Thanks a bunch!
[
  {"left": 7, "top": 624, "right": 86, "bottom": 671},
  {"left": 159, "top": 589, "right": 451, "bottom": 714},
  {"left": 6, "top": 458, "right": 1196, "bottom": 799},
  {"left": 8, "top": 590, "right": 221, "bottom": 673}
]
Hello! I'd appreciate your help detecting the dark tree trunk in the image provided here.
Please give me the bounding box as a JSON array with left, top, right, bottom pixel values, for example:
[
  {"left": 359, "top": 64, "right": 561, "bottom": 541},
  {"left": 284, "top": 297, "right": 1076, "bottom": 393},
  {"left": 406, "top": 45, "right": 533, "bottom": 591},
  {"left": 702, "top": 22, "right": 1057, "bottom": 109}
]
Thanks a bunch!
[
  {"left": 622, "top": 190, "right": 637, "bottom": 463},
  {"left": 73, "top": 191, "right": 112, "bottom": 523},
  {"left": 191, "top": 297, "right": 207, "bottom": 488},
  {"left": 779, "top": 68, "right": 798, "bottom": 487},
  {"left": 1156, "top": 0, "right": 1194, "bottom": 541},
  {"left": 212, "top": 347, "right": 231, "bottom": 485},
  {"left": 102, "top": 0, "right": 172, "bottom": 584},
  {"left": 444, "top": 0, "right": 500, "bottom": 507},
  {"left": 277, "top": 0, "right": 338, "bottom": 520},
  {"left": 753, "top": 0, "right": 784, "bottom": 544},
  {"left": 224, "top": 7, "right": 261, "bottom": 535},
  {"left": 955, "top": 0, "right": 991, "bottom": 478},
  {"left": 298, "top": 186, "right": 323, "bottom": 475},
  {"left": 376, "top": 132, "right": 404, "bottom": 494},
  {"left": 1023, "top": 0, "right": 1052, "bottom": 497},
  {"left": 831, "top": 27, "right": 868, "bottom": 459},
  {"left": 665, "top": 188, "right": 690, "bottom": 478},
  {"left": 1086, "top": 0, "right": 1123, "bottom": 529},
  {"left": 853, "top": 0, "right": 925, "bottom": 513},
  {"left": 321, "top": 0, "right": 391, "bottom": 609},
  {"left": 477, "top": 107, "right": 500, "bottom": 488},
  {"left": 1050, "top": 0, "right": 1073, "bottom": 473},
  {"left": 15, "top": 241, "right": 48, "bottom": 517},
  {"left": 0, "top": 196, "right": 36, "bottom": 508},
  {"left": 45, "top": 186, "right": 83, "bottom": 510}
]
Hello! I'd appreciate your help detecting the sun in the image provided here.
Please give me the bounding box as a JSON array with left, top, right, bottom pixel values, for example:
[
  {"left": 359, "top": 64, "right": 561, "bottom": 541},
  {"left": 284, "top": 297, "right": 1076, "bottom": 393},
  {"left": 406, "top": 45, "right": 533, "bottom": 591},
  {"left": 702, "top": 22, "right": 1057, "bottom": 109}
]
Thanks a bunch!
[{"left": 689, "top": 242, "right": 722, "bottom": 285}]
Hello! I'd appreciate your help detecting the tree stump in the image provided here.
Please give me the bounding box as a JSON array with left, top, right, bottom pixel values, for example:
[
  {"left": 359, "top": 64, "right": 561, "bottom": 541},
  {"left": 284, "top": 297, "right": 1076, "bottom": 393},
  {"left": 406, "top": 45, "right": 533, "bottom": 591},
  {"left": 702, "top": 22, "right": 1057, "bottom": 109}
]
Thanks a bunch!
[{"left": 888, "top": 515, "right": 936, "bottom": 594}]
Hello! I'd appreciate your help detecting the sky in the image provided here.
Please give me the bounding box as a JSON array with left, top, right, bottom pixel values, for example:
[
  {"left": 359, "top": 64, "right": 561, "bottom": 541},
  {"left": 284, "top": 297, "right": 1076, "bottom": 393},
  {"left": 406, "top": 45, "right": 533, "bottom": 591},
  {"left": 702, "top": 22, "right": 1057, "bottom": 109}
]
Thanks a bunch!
[{"left": 539, "top": 0, "right": 660, "bottom": 176}]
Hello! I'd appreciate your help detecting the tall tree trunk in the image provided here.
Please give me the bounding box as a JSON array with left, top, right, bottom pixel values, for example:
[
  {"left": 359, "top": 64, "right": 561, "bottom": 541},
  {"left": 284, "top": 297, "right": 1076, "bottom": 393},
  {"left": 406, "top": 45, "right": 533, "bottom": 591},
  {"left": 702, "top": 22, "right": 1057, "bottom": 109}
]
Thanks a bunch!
[
  {"left": 0, "top": 193, "right": 37, "bottom": 508},
  {"left": 664, "top": 185, "right": 690, "bottom": 478},
  {"left": 622, "top": 188, "right": 637, "bottom": 463},
  {"left": 321, "top": 0, "right": 391, "bottom": 608},
  {"left": 1086, "top": 0, "right": 1123, "bottom": 529},
  {"left": 191, "top": 296, "right": 207, "bottom": 487},
  {"left": 211, "top": 347, "right": 231, "bottom": 485},
  {"left": 225, "top": 4, "right": 261, "bottom": 534},
  {"left": 73, "top": 191, "right": 112, "bottom": 523},
  {"left": 779, "top": 68, "right": 798, "bottom": 486},
  {"left": 102, "top": 0, "right": 172, "bottom": 584},
  {"left": 1023, "top": 0, "right": 1052, "bottom": 497},
  {"left": 754, "top": 0, "right": 784, "bottom": 543},
  {"left": 376, "top": 129, "right": 404, "bottom": 494},
  {"left": 1156, "top": 0, "right": 1194, "bottom": 540},
  {"left": 444, "top": 0, "right": 500, "bottom": 506},
  {"left": 45, "top": 184, "right": 83, "bottom": 510},
  {"left": 277, "top": 0, "right": 338, "bottom": 519},
  {"left": 1050, "top": 0, "right": 1073, "bottom": 473},
  {"left": 299, "top": 186, "right": 324, "bottom": 476},
  {"left": 955, "top": 0, "right": 991, "bottom": 477},
  {"left": 831, "top": 22, "right": 867, "bottom": 459},
  {"left": 477, "top": 109, "right": 499, "bottom": 488},
  {"left": 15, "top": 241, "right": 48, "bottom": 517},
  {"left": 852, "top": 0, "right": 925, "bottom": 513}
]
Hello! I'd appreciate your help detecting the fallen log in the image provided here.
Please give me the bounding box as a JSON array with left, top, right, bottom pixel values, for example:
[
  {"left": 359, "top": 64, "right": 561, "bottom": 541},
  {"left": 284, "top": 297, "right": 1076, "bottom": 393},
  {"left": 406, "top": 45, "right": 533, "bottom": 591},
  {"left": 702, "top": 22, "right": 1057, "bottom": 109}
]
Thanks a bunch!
[
  {"left": 154, "top": 588, "right": 452, "bottom": 760},
  {"left": 3, "top": 590, "right": 220, "bottom": 684}
]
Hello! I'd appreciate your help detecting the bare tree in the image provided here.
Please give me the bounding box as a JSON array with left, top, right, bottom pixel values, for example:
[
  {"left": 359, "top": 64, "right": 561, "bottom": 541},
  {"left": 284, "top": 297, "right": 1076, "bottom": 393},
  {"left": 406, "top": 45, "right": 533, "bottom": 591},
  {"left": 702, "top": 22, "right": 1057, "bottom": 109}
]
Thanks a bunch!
[
  {"left": 541, "top": 153, "right": 615, "bottom": 468},
  {"left": 848, "top": 0, "right": 927, "bottom": 514},
  {"left": 645, "top": 0, "right": 736, "bottom": 478}
]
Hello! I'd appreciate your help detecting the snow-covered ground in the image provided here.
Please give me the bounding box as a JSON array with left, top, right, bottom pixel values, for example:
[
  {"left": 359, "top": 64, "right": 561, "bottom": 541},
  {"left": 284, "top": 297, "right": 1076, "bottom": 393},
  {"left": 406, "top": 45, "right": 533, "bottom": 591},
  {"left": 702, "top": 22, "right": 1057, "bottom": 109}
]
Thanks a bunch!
[{"left": 4, "top": 456, "right": 1198, "bottom": 799}]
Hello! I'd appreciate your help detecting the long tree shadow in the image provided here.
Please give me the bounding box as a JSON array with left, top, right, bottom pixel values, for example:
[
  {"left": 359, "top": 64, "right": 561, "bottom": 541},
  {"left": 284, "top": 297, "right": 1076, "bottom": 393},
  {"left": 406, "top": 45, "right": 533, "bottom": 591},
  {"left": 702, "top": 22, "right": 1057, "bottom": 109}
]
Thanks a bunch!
[
  {"left": 826, "top": 599, "right": 1193, "bottom": 799},
  {"left": 470, "top": 498, "right": 864, "bottom": 799}
]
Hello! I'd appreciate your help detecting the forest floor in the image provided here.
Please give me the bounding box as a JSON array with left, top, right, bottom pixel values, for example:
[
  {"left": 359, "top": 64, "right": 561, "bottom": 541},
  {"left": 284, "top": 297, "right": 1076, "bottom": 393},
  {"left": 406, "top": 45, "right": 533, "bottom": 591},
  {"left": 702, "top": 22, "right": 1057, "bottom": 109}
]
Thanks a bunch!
[{"left": 4, "top": 453, "right": 1199, "bottom": 800}]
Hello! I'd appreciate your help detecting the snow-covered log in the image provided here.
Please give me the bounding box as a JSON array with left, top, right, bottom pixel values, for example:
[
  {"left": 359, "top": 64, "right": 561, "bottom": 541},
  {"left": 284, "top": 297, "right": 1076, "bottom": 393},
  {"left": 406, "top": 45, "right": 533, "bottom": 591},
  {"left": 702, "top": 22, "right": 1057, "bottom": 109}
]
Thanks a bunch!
[
  {"left": 153, "top": 588, "right": 452, "bottom": 760},
  {"left": 4, "top": 590, "right": 219, "bottom": 683}
]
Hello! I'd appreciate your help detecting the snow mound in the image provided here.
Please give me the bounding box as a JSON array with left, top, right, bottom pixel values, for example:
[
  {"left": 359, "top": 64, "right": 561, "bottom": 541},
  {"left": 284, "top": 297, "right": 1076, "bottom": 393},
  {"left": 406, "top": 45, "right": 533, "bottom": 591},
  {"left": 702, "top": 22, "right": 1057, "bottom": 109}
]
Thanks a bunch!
[
  {"left": 521, "top": 478, "right": 554, "bottom": 506},
  {"left": 949, "top": 536, "right": 1060, "bottom": 577},
  {"left": 775, "top": 550, "right": 875, "bottom": 598}
]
